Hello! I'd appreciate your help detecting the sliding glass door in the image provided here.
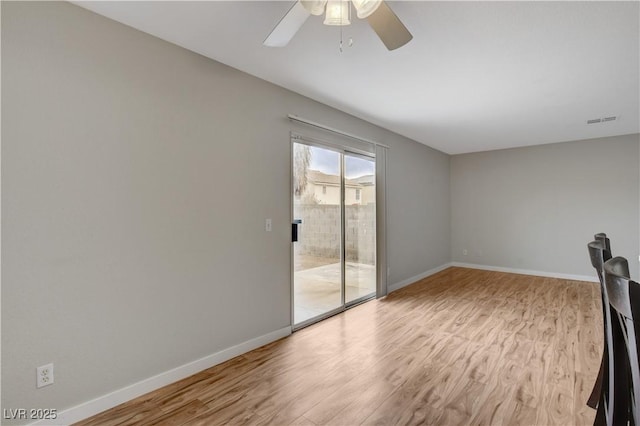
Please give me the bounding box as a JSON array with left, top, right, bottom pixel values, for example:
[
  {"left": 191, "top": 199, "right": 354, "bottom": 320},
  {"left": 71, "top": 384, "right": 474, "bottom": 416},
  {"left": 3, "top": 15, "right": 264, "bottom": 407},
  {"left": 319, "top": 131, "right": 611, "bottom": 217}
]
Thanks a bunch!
[
  {"left": 292, "top": 143, "right": 343, "bottom": 325},
  {"left": 292, "top": 141, "right": 376, "bottom": 328},
  {"left": 344, "top": 153, "right": 376, "bottom": 304}
]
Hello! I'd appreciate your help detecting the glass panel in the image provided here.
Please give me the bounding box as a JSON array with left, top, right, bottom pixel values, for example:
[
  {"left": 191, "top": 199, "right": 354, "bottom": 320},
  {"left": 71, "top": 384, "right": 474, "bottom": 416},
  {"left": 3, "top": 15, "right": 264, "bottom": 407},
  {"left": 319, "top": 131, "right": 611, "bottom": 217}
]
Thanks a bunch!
[
  {"left": 344, "top": 154, "right": 376, "bottom": 304},
  {"left": 293, "top": 143, "right": 343, "bottom": 325}
]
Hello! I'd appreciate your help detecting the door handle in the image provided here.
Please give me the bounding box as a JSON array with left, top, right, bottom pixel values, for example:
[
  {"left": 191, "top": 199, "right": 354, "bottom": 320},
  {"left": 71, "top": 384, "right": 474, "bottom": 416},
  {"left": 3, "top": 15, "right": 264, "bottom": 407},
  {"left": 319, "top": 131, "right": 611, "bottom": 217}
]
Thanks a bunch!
[{"left": 292, "top": 219, "right": 302, "bottom": 242}]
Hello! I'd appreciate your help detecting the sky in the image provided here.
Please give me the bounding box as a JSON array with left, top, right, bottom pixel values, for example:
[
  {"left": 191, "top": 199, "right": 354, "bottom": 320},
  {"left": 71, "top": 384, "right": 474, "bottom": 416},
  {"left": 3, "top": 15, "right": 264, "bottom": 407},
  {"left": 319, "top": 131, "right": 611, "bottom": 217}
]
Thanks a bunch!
[{"left": 308, "top": 145, "right": 374, "bottom": 178}]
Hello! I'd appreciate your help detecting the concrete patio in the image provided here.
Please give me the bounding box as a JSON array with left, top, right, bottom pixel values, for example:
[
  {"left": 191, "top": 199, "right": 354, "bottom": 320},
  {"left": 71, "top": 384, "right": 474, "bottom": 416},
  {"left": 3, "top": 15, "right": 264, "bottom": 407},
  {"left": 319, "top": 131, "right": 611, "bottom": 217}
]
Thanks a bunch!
[{"left": 294, "top": 261, "right": 376, "bottom": 324}]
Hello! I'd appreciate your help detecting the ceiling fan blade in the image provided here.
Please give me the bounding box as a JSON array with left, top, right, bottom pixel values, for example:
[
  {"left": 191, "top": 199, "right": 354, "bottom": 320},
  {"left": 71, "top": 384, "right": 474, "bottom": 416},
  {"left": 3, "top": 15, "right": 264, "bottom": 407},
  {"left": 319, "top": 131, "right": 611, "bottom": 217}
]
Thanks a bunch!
[
  {"left": 366, "top": 1, "right": 413, "bottom": 51},
  {"left": 263, "top": 1, "right": 311, "bottom": 47}
]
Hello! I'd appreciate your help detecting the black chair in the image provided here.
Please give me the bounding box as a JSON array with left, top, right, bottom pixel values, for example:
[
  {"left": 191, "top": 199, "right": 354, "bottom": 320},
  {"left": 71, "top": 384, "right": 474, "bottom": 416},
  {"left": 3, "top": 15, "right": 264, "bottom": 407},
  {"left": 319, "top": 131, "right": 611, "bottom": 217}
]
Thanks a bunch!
[
  {"left": 588, "top": 233, "right": 615, "bottom": 410},
  {"left": 601, "top": 257, "right": 640, "bottom": 425},
  {"left": 595, "top": 232, "right": 612, "bottom": 253},
  {"left": 588, "top": 239, "right": 614, "bottom": 423}
]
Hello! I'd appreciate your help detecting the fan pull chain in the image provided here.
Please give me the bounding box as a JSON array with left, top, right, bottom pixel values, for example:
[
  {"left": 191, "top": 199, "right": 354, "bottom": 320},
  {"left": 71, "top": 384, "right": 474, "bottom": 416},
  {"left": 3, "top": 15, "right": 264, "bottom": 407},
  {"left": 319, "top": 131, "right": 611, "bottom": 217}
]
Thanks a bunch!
[
  {"left": 339, "top": 5, "right": 344, "bottom": 53},
  {"left": 339, "top": 34, "right": 353, "bottom": 52},
  {"left": 338, "top": 1, "right": 353, "bottom": 54}
]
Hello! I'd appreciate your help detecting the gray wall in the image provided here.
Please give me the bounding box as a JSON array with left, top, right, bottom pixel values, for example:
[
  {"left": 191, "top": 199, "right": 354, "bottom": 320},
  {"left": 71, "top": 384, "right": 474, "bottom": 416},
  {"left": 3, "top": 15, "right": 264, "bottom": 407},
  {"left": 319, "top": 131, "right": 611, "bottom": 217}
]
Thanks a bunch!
[
  {"left": 388, "top": 137, "right": 451, "bottom": 279},
  {"left": 1, "top": 1, "right": 451, "bottom": 417},
  {"left": 451, "top": 133, "right": 640, "bottom": 278}
]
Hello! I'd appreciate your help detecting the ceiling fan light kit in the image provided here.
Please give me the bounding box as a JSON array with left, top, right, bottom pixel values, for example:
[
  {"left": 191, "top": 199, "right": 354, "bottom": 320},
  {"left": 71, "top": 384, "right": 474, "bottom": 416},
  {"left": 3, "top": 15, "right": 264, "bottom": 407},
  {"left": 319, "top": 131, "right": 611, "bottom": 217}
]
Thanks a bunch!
[
  {"left": 324, "top": 0, "right": 351, "bottom": 26},
  {"left": 300, "top": 0, "right": 327, "bottom": 16},
  {"left": 352, "top": 0, "right": 382, "bottom": 19},
  {"left": 264, "top": 0, "right": 412, "bottom": 51}
]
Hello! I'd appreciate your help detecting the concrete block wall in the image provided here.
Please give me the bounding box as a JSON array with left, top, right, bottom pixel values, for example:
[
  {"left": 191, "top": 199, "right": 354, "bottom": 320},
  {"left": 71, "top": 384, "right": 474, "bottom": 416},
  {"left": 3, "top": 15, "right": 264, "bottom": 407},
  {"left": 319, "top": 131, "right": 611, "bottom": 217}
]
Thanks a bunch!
[{"left": 294, "top": 204, "right": 376, "bottom": 264}]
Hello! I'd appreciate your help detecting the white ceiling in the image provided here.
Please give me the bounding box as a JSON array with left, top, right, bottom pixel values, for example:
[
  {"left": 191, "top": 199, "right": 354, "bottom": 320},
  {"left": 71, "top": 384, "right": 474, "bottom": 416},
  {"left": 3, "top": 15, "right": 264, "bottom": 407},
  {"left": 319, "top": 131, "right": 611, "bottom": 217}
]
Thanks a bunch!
[{"left": 74, "top": 1, "right": 639, "bottom": 154}]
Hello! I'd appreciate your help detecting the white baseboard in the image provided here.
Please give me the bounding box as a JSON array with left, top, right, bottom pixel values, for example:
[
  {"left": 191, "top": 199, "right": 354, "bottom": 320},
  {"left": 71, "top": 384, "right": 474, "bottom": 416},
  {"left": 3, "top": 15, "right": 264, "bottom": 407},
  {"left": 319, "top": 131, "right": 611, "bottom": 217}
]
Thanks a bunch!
[
  {"left": 388, "top": 262, "right": 454, "bottom": 293},
  {"left": 387, "top": 262, "right": 597, "bottom": 295},
  {"left": 34, "top": 326, "right": 292, "bottom": 426},
  {"left": 450, "top": 262, "right": 598, "bottom": 283}
]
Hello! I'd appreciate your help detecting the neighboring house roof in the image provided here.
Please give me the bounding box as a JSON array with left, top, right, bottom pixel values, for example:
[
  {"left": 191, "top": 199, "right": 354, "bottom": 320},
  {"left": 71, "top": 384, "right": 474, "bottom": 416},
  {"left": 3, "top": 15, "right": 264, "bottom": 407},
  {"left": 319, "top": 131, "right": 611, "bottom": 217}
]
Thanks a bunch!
[
  {"left": 351, "top": 174, "right": 375, "bottom": 186},
  {"left": 308, "top": 170, "right": 374, "bottom": 187},
  {"left": 307, "top": 170, "right": 341, "bottom": 185}
]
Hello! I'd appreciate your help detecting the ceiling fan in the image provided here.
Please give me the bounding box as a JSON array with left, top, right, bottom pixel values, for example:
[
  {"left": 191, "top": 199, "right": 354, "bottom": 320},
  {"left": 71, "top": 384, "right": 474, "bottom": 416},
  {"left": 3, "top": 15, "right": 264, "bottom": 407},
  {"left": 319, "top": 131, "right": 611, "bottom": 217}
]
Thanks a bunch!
[{"left": 263, "top": 0, "right": 413, "bottom": 51}]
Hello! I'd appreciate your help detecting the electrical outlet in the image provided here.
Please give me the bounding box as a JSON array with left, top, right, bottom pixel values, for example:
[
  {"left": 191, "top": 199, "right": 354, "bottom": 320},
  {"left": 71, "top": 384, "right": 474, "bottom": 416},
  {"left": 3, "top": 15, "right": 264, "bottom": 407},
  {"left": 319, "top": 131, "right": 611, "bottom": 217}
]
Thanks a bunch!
[
  {"left": 265, "top": 218, "right": 272, "bottom": 232},
  {"left": 462, "top": 249, "right": 468, "bottom": 256},
  {"left": 37, "top": 363, "right": 54, "bottom": 388}
]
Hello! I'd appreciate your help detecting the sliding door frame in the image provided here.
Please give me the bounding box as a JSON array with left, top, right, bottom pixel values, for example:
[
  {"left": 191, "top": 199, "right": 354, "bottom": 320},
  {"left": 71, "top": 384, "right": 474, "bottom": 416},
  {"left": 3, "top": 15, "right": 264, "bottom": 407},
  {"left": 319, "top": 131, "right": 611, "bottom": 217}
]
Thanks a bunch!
[{"left": 290, "top": 133, "right": 378, "bottom": 331}]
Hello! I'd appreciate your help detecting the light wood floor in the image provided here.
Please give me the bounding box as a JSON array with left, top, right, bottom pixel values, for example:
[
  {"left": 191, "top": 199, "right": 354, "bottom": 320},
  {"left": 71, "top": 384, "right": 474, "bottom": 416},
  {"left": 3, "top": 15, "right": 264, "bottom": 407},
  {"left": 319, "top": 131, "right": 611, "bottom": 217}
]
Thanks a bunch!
[{"left": 75, "top": 267, "right": 602, "bottom": 425}]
